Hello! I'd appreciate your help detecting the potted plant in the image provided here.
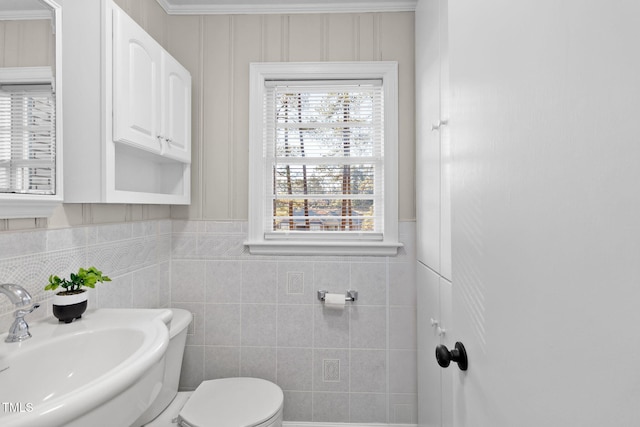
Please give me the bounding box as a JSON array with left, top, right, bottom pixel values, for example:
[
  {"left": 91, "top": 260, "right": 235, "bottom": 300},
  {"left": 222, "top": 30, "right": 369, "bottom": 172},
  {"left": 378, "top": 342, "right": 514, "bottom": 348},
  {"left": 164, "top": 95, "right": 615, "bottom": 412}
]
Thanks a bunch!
[{"left": 45, "top": 267, "right": 111, "bottom": 323}]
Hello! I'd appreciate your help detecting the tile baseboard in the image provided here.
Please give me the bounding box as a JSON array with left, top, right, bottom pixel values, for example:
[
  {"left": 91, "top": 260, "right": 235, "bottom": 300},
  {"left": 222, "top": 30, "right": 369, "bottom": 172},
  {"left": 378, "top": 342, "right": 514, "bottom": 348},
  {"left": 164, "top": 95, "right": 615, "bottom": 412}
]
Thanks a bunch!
[{"left": 284, "top": 423, "right": 417, "bottom": 427}]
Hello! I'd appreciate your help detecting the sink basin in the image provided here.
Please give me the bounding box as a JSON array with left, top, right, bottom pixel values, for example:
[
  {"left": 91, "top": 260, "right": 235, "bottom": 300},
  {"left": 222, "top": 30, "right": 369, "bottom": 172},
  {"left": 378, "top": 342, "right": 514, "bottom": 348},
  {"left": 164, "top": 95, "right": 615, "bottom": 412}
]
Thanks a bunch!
[{"left": 0, "top": 309, "right": 171, "bottom": 427}]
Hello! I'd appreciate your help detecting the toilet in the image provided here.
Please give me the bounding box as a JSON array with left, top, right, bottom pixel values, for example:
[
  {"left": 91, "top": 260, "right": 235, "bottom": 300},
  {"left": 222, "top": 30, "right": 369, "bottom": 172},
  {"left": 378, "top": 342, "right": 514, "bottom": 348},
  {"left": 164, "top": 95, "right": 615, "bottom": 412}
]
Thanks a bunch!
[{"left": 138, "top": 309, "right": 284, "bottom": 427}]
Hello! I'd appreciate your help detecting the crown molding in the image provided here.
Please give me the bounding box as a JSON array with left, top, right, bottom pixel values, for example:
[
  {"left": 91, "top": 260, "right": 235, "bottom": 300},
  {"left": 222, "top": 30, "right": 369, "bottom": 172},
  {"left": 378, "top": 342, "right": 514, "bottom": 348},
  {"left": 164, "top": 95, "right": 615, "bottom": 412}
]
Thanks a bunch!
[{"left": 154, "top": 0, "right": 417, "bottom": 15}]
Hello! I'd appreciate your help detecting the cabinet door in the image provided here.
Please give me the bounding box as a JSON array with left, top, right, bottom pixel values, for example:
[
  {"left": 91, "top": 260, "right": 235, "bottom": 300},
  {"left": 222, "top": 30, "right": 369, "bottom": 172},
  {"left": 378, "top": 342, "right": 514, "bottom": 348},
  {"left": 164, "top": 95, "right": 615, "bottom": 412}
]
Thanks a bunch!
[
  {"left": 415, "top": 0, "right": 442, "bottom": 270},
  {"left": 416, "top": 0, "right": 452, "bottom": 280},
  {"left": 439, "top": 277, "right": 452, "bottom": 427},
  {"left": 439, "top": 0, "right": 452, "bottom": 281},
  {"left": 161, "top": 52, "right": 191, "bottom": 163},
  {"left": 417, "top": 262, "right": 443, "bottom": 427},
  {"left": 417, "top": 261, "right": 453, "bottom": 427},
  {"left": 112, "top": 7, "right": 162, "bottom": 154}
]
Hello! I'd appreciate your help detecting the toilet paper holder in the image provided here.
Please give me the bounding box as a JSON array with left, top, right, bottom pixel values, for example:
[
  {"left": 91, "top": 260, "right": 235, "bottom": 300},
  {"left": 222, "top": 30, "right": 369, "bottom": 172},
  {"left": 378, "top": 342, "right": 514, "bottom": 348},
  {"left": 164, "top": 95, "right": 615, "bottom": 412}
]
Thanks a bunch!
[{"left": 317, "top": 290, "right": 358, "bottom": 302}]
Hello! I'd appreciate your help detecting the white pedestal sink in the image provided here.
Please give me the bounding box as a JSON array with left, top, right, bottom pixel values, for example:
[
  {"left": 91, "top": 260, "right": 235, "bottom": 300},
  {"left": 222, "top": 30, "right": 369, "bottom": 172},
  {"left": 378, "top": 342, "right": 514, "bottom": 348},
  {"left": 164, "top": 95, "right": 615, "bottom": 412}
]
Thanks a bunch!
[{"left": 0, "top": 309, "right": 172, "bottom": 427}]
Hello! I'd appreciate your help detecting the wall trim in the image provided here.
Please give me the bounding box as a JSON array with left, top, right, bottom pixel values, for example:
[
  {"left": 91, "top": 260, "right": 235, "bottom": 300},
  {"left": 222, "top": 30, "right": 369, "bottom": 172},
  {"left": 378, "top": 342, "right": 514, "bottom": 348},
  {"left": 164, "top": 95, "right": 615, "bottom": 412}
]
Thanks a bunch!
[{"left": 154, "top": 0, "right": 417, "bottom": 15}]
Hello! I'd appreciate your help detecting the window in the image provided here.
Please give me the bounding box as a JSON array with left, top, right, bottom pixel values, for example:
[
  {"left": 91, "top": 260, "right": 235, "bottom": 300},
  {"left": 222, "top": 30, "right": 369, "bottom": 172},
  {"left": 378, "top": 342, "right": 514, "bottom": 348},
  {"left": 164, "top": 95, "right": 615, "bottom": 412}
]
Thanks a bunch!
[{"left": 247, "top": 62, "right": 401, "bottom": 255}]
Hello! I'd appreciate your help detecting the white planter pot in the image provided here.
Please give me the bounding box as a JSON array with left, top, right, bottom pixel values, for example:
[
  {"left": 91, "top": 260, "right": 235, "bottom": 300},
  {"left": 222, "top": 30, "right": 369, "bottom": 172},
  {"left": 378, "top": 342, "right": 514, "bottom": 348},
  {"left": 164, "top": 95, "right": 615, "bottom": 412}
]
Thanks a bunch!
[
  {"left": 53, "top": 291, "right": 88, "bottom": 306},
  {"left": 53, "top": 290, "right": 88, "bottom": 323}
]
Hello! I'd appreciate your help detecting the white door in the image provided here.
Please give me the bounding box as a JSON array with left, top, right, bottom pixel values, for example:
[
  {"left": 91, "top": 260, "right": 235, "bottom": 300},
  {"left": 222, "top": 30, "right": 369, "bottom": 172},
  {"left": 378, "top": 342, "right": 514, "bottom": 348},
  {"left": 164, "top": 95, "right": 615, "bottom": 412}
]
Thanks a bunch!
[
  {"left": 448, "top": 1, "right": 640, "bottom": 425},
  {"left": 112, "top": 6, "right": 162, "bottom": 154},
  {"left": 161, "top": 52, "right": 192, "bottom": 163}
]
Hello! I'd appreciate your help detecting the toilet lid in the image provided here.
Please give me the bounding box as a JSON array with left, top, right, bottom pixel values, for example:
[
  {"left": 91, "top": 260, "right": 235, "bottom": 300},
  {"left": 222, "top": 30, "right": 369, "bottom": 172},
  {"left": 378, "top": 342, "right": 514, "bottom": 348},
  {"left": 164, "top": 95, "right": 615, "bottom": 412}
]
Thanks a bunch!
[{"left": 179, "top": 377, "right": 284, "bottom": 427}]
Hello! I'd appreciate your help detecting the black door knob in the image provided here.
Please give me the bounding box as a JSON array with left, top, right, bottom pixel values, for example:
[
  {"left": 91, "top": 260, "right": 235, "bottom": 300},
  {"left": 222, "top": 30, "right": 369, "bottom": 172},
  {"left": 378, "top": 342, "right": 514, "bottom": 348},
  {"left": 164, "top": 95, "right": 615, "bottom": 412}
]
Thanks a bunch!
[{"left": 435, "top": 342, "right": 468, "bottom": 371}]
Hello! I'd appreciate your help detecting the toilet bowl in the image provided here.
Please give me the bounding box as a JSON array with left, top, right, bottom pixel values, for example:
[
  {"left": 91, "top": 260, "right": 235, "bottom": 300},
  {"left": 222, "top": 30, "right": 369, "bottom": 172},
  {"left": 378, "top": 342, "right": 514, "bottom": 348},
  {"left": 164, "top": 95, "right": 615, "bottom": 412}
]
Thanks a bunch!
[{"left": 138, "top": 309, "right": 284, "bottom": 427}]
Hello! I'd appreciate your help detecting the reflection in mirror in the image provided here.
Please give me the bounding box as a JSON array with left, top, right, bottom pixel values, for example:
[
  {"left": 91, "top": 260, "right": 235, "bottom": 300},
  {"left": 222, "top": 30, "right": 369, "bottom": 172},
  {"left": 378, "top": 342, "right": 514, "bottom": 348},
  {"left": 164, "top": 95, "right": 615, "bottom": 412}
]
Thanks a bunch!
[
  {"left": 0, "top": 0, "right": 62, "bottom": 216},
  {"left": 0, "top": 67, "right": 55, "bottom": 194},
  {"left": 0, "top": 0, "right": 54, "bottom": 67}
]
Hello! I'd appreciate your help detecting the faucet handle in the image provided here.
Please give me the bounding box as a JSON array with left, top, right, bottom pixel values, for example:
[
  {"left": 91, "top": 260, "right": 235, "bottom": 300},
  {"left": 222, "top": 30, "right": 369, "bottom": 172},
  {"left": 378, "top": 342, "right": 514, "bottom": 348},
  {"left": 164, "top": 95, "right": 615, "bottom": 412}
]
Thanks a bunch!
[
  {"left": 5, "top": 304, "right": 40, "bottom": 343},
  {"left": 14, "top": 303, "right": 40, "bottom": 318}
]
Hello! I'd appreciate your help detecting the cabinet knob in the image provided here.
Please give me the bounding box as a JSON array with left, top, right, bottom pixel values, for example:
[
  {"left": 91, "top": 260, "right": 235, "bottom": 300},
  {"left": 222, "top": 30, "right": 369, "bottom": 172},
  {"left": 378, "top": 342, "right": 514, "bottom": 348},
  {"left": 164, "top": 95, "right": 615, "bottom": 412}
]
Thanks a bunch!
[
  {"left": 430, "top": 318, "right": 439, "bottom": 327},
  {"left": 431, "top": 119, "right": 448, "bottom": 131},
  {"left": 435, "top": 342, "right": 468, "bottom": 371},
  {"left": 437, "top": 326, "right": 446, "bottom": 336},
  {"left": 157, "top": 135, "right": 166, "bottom": 155}
]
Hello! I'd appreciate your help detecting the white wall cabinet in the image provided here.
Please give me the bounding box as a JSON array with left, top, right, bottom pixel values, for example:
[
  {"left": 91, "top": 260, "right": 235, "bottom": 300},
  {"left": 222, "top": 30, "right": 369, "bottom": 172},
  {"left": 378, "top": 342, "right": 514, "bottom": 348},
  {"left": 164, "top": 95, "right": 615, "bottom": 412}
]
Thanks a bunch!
[
  {"left": 60, "top": 0, "right": 191, "bottom": 204},
  {"left": 416, "top": 0, "right": 451, "bottom": 280},
  {"left": 416, "top": 1, "right": 452, "bottom": 426},
  {"left": 113, "top": 9, "right": 191, "bottom": 164}
]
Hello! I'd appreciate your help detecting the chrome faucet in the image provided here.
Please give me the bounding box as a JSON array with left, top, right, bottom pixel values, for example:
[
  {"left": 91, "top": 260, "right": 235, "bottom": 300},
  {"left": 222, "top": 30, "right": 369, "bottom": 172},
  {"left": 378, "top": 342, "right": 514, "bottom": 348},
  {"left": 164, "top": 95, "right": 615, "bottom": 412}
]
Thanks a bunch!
[{"left": 0, "top": 284, "right": 40, "bottom": 343}]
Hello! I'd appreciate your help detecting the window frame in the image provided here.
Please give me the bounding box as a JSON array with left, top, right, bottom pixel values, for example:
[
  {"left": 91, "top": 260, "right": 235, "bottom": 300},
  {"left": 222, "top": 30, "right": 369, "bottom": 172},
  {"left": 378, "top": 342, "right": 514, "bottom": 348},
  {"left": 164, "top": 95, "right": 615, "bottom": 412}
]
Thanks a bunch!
[
  {"left": 246, "top": 61, "right": 401, "bottom": 256},
  {"left": 0, "top": 81, "right": 56, "bottom": 195}
]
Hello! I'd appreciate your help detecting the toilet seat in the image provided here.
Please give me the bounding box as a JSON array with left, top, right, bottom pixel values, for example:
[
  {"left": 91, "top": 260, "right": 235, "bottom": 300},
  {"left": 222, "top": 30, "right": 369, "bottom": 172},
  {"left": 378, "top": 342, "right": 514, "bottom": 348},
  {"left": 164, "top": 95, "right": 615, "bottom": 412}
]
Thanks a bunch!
[{"left": 178, "top": 377, "right": 284, "bottom": 427}]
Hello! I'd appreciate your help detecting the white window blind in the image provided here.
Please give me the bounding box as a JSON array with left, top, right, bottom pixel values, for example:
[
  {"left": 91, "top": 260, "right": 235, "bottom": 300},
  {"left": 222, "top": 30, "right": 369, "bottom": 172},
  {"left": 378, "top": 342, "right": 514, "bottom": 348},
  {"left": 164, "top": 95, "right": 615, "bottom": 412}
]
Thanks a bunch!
[
  {"left": 263, "top": 80, "right": 384, "bottom": 239},
  {"left": 0, "top": 83, "right": 56, "bottom": 195}
]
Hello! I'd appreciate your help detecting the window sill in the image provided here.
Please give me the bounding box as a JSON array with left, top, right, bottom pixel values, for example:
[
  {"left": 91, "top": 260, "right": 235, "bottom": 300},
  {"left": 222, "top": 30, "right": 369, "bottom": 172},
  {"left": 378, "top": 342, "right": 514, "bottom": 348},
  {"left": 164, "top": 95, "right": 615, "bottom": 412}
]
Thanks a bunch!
[
  {"left": 0, "top": 195, "right": 62, "bottom": 219},
  {"left": 244, "top": 240, "right": 403, "bottom": 256}
]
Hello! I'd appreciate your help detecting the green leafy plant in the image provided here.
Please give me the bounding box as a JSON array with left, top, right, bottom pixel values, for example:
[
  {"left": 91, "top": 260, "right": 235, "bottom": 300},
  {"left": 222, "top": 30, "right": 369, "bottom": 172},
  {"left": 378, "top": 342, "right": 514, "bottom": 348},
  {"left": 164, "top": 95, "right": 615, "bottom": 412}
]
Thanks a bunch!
[{"left": 45, "top": 267, "right": 111, "bottom": 294}]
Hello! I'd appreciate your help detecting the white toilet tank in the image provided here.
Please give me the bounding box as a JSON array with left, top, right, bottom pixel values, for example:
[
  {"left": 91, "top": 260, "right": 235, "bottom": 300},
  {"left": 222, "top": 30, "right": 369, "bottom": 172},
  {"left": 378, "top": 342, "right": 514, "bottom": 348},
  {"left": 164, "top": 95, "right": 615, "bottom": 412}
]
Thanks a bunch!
[{"left": 136, "top": 308, "right": 192, "bottom": 426}]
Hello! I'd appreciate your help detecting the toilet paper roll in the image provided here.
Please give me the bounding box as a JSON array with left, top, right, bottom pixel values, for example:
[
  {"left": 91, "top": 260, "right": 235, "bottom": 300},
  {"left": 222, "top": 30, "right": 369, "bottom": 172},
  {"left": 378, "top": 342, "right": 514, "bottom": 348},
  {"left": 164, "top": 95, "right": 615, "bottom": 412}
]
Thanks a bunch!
[{"left": 324, "top": 293, "right": 346, "bottom": 309}]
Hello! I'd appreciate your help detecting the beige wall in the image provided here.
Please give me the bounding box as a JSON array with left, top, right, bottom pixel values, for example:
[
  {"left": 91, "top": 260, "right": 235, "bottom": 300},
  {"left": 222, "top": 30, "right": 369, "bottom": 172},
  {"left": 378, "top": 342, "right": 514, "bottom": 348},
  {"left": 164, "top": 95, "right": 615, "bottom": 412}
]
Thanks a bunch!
[
  {"left": 0, "top": 19, "right": 54, "bottom": 67},
  {"left": 0, "top": 0, "right": 416, "bottom": 230},
  {"left": 165, "top": 11, "right": 416, "bottom": 221}
]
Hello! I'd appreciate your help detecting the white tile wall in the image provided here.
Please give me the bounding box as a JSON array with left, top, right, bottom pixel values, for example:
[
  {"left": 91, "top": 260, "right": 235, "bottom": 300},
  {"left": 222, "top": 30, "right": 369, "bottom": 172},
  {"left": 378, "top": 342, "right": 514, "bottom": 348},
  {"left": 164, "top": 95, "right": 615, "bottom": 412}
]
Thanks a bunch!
[
  {"left": 0, "top": 219, "right": 417, "bottom": 424},
  {"left": 0, "top": 220, "right": 172, "bottom": 334},
  {"left": 171, "top": 220, "right": 418, "bottom": 424}
]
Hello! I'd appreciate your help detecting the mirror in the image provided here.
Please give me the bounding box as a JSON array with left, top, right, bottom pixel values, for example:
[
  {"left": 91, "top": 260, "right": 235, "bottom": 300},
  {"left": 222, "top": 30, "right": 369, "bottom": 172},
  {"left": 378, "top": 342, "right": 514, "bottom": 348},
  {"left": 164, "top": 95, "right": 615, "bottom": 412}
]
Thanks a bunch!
[{"left": 0, "top": 0, "right": 62, "bottom": 218}]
